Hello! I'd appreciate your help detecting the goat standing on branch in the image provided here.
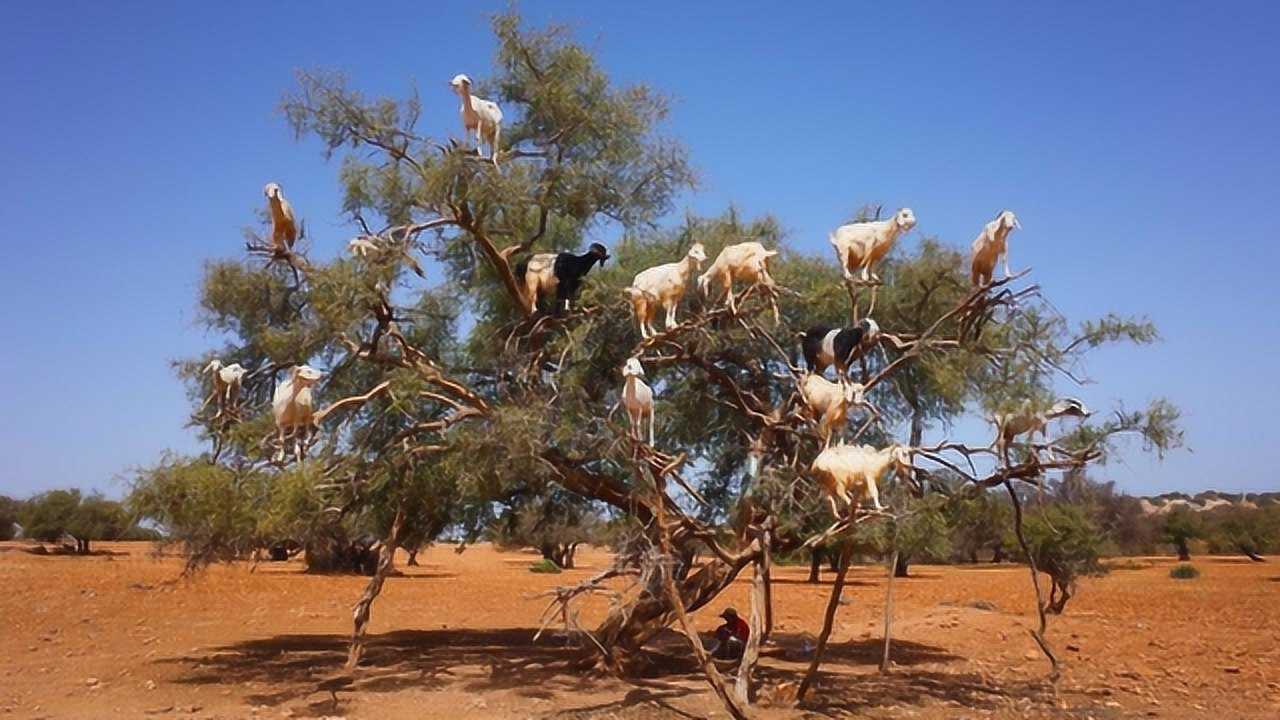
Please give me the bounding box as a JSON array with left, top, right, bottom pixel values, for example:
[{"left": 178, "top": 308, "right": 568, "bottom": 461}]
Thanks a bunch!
[
  {"left": 799, "top": 375, "right": 866, "bottom": 448},
  {"left": 516, "top": 243, "right": 610, "bottom": 315},
  {"left": 621, "top": 357, "right": 655, "bottom": 446},
  {"left": 697, "top": 241, "right": 779, "bottom": 317},
  {"left": 811, "top": 444, "right": 914, "bottom": 517},
  {"left": 971, "top": 210, "right": 1022, "bottom": 286},
  {"left": 263, "top": 182, "right": 298, "bottom": 255},
  {"left": 991, "top": 397, "right": 1090, "bottom": 466},
  {"left": 830, "top": 207, "right": 916, "bottom": 283},
  {"left": 201, "top": 360, "right": 247, "bottom": 418},
  {"left": 450, "top": 73, "right": 503, "bottom": 165},
  {"left": 799, "top": 319, "right": 880, "bottom": 378},
  {"left": 272, "top": 364, "right": 324, "bottom": 463},
  {"left": 627, "top": 243, "right": 707, "bottom": 338}
]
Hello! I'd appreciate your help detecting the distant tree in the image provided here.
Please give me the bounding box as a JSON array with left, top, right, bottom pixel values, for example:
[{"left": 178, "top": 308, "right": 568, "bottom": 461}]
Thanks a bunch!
[
  {"left": 1015, "top": 503, "right": 1107, "bottom": 614},
  {"left": 491, "top": 488, "right": 605, "bottom": 569},
  {"left": 947, "top": 485, "right": 1011, "bottom": 563},
  {"left": 1203, "top": 505, "right": 1279, "bottom": 561},
  {"left": 1161, "top": 507, "right": 1201, "bottom": 561},
  {"left": 0, "top": 495, "right": 21, "bottom": 540},
  {"left": 20, "top": 489, "right": 130, "bottom": 554}
]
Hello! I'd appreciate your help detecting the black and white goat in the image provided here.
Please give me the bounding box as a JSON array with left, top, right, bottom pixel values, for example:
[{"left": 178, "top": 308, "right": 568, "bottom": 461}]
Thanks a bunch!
[
  {"left": 799, "top": 319, "right": 880, "bottom": 377},
  {"left": 516, "top": 242, "right": 610, "bottom": 314}
]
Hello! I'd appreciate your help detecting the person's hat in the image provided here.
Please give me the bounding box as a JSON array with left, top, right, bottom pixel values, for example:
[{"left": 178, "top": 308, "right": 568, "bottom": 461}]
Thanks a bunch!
[{"left": 720, "top": 607, "right": 739, "bottom": 619}]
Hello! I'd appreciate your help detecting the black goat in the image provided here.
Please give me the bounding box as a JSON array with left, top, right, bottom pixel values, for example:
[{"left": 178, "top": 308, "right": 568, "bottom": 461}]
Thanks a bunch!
[
  {"left": 799, "top": 318, "right": 880, "bottom": 377},
  {"left": 516, "top": 242, "right": 610, "bottom": 314}
]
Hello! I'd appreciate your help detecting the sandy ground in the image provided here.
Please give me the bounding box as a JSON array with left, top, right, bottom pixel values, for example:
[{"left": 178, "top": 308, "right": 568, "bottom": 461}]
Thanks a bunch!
[{"left": 1, "top": 542, "right": 1277, "bottom": 720}]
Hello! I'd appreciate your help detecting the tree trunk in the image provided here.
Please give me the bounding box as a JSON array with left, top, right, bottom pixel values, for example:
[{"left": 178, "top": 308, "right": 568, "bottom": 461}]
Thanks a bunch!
[
  {"left": 808, "top": 548, "right": 823, "bottom": 583},
  {"left": 880, "top": 549, "right": 898, "bottom": 673},
  {"left": 1239, "top": 544, "right": 1265, "bottom": 563},
  {"left": 593, "top": 552, "right": 751, "bottom": 672},
  {"left": 76, "top": 538, "right": 90, "bottom": 555},
  {"left": 734, "top": 530, "right": 769, "bottom": 706},
  {"left": 893, "top": 553, "right": 910, "bottom": 578},
  {"left": 968, "top": 549, "right": 979, "bottom": 564},
  {"left": 992, "top": 543, "right": 1007, "bottom": 563},
  {"left": 406, "top": 548, "right": 419, "bottom": 566},
  {"left": 347, "top": 506, "right": 405, "bottom": 668},
  {"left": 1175, "top": 539, "right": 1190, "bottom": 562},
  {"left": 797, "top": 545, "right": 852, "bottom": 701}
]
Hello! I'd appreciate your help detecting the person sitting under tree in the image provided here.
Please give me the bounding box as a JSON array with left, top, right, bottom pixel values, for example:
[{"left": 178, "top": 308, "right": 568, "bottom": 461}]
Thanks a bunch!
[{"left": 708, "top": 607, "right": 750, "bottom": 661}]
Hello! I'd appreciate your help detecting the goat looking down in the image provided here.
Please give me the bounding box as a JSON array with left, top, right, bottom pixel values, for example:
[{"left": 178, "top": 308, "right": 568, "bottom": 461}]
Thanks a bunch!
[
  {"left": 696, "top": 241, "right": 779, "bottom": 316},
  {"left": 810, "top": 444, "right": 913, "bottom": 517},
  {"left": 272, "top": 365, "right": 324, "bottom": 463},
  {"left": 799, "top": 319, "right": 880, "bottom": 378},
  {"left": 627, "top": 243, "right": 707, "bottom": 338},
  {"left": 450, "top": 73, "right": 503, "bottom": 165},
  {"left": 970, "top": 210, "right": 1022, "bottom": 286},
  {"left": 516, "top": 243, "right": 610, "bottom": 315},
  {"left": 991, "top": 397, "right": 1090, "bottom": 464},
  {"left": 201, "top": 360, "right": 248, "bottom": 414},
  {"left": 263, "top": 183, "right": 297, "bottom": 254},
  {"left": 799, "top": 374, "right": 866, "bottom": 448},
  {"left": 621, "top": 357, "right": 655, "bottom": 446},
  {"left": 829, "top": 207, "right": 916, "bottom": 282}
]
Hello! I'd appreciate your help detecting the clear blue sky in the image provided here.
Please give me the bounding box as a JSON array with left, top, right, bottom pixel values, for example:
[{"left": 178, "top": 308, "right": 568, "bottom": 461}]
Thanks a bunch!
[{"left": 2, "top": 1, "right": 1277, "bottom": 499}]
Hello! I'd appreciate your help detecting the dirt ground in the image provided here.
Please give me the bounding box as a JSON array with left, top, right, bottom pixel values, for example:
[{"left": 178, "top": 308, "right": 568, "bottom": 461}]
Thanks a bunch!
[{"left": 1, "top": 542, "right": 1277, "bottom": 719}]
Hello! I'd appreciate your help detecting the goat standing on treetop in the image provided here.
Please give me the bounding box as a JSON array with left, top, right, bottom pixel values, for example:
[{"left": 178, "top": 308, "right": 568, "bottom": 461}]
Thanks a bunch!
[
  {"left": 970, "top": 210, "right": 1022, "bottom": 286},
  {"left": 450, "top": 73, "right": 503, "bottom": 165},
  {"left": 991, "top": 397, "right": 1090, "bottom": 466},
  {"left": 263, "top": 182, "right": 297, "bottom": 255},
  {"left": 696, "top": 241, "right": 779, "bottom": 317},
  {"left": 798, "top": 374, "right": 866, "bottom": 448},
  {"left": 627, "top": 243, "right": 707, "bottom": 338},
  {"left": 516, "top": 243, "right": 610, "bottom": 315},
  {"left": 830, "top": 207, "right": 916, "bottom": 282}
]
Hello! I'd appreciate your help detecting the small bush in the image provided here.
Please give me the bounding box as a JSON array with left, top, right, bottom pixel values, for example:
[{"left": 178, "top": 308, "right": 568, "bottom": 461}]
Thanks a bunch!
[
  {"left": 1169, "top": 564, "right": 1200, "bottom": 579},
  {"left": 529, "top": 558, "right": 562, "bottom": 574}
]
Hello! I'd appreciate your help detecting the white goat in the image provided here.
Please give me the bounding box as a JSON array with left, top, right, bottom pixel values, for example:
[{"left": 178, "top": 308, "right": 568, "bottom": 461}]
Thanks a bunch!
[
  {"left": 272, "top": 365, "right": 324, "bottom": 462},
  {"left": 201, "top": 360, "right": 248, "bottom": 415},
  {"left": 829, "top": 208, "right": 916, "bottom": 282},
  {"left": 263, "top": 182, "right": 297, "bottom": 254},
  {"left": 991, "top": 397, "right": 1090, "bottom": 465},
  {"left": 697, "top": 241, "right": 779, "bottom": 315},
  {"left": 450, "top": 74, "right": 503, "bottom": 164},
  {"left": 621, "top": 357, "right": 655, "bottom": 445},
  {"left": 810, "top": 444, "right": 914, "bottom": 517},
  {"left": 627, "top": 243, "right": 707, "bottom": 338},
  {"left": 970, "top": 210, "right": 1021, "bottom": 286},
  {"left": 799, "top": 374, "right": 865, "bottom": 448},
  {"left": 347, "top": 236, "right": 380, "bottom": 258}
]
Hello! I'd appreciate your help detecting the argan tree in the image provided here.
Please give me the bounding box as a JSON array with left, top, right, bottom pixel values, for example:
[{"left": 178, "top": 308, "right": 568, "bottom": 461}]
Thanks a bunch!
[{"left": 130, "top": 11, "right": 1182, "bottom": 712}]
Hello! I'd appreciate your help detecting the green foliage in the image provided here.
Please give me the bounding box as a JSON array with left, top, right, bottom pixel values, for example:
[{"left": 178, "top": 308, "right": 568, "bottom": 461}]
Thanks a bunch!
[
  {"left": 1015, "top": 502, "right": 1107, "bottom": 613},
  {"left": 528, "top": 558, "right": 563, "bottom": 574},
  {"left": 947, "top": 485, "right": 1011, "bottom": 562},
  {"left": 1169, "top": 563, "right": 1200, "bottom": 579},
  {"left": 1160, "top": 507, "right": 1201, "bottom": 559},
  {"left": 1201, "top": 504, "right": 1280, "bottom": 557},
  {"left": 19, "top": 489, "right": 131, "bottom": 553},
  {"left": 0, "top": 495, "right": 21, "bottom": 541}
]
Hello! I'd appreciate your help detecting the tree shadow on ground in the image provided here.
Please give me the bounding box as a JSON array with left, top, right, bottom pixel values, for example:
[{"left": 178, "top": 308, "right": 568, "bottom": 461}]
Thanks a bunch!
[
  {"left": 161, "top": 627, "right": 649, "bottom": 712},
  {"left": 160, "top": 625, "right": 1051, "bottom": 718},
  {"left": 768, "top": 576, "right": 878, "bottom": 587}
]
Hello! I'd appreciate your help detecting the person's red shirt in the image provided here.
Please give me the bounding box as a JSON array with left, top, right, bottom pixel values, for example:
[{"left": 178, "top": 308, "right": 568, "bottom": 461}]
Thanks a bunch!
[{"left": 722, "top": 616, "right": 749, "bottom": 642}]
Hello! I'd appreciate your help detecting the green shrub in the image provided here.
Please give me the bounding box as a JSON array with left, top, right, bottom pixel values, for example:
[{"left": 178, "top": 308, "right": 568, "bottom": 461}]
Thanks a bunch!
[
  {"left": 1169, "top": 564, "right": 1200, "bottom": 579},
  {"left": 529, "top": 558, "right": 563, "bottom": 574}
]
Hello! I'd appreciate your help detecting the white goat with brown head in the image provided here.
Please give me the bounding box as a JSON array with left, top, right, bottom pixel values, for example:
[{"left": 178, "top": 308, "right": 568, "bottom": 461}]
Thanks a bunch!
[
  {"left": 810, "top": 444, "right": 913, "bottom": 517},
  {"left": 799, "top": 374, "right": 865, "bottom": 448},
  {"left": 970, "top": 210, "right": 1021, "bottom": 286},
  {"left": 627, "top": 243, "right": 707, "bottom": 338},
  {"left": 272, "top": 365, "right": 324, "bottom": 463},
  {"left": 829, "top": 207, "right": 916, "bottom": 282},
  {"left": 621, "top": 357, "right": 655, "bottom": 446},
  {"left": 697, "top": 241, "right": 779, "bottom": 315}
]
